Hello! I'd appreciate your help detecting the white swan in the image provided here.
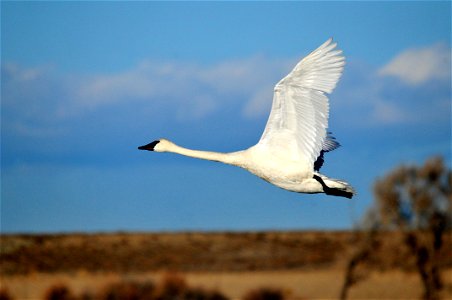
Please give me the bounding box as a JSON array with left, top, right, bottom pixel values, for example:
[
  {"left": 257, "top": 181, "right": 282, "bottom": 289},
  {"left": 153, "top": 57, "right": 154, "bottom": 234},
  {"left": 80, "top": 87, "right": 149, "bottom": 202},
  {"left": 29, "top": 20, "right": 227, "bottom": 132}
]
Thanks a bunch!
[{"left": 139, "top": 38, "right": 355, "bottom": 198}]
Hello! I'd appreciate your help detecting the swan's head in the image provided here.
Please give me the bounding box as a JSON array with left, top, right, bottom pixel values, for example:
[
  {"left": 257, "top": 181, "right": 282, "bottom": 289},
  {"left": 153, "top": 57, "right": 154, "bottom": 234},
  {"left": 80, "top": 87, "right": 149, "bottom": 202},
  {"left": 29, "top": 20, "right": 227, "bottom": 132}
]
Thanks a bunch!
[{"left": 138, "top": 139, "right": 174, "bottom": 152}]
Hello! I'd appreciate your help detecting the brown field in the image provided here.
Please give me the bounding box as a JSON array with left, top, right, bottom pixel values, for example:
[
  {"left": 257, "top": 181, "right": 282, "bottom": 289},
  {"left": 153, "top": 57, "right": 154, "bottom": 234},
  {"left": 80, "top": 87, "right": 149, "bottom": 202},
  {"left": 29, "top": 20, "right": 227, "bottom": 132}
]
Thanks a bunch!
[{"left": 1, "top": 231, "right": 451, "bottom": 299}]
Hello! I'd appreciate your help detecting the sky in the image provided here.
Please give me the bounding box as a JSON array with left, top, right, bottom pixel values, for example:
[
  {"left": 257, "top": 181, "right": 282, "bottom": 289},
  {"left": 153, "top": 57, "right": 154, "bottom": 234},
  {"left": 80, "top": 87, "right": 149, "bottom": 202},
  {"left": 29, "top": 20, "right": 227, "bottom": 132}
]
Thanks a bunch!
[{"left": 1, "top": 1, "right": 451, "bottom": 233}]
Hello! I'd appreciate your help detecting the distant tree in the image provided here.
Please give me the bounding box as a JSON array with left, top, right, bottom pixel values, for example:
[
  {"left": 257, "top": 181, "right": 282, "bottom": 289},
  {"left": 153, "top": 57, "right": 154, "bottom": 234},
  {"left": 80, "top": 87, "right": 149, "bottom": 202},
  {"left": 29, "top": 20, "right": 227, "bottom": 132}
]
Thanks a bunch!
[
  {"left": 341, "top": 156, "right": 451, "bottom": 300},
  {"left": 372, "top": 156, "right": 451, "bottom": 300},
  {"left": 373, "top": 156, "right": 451, "bottom": 231}
]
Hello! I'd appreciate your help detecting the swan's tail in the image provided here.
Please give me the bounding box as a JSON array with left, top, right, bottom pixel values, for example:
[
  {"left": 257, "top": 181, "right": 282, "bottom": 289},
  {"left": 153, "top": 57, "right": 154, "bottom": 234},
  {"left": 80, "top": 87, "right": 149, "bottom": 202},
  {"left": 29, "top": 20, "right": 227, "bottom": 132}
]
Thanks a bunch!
[
  {"left": 328, "top": 179, "right": 355, "bottom": 199},
  {"left": 313, "top": 174, "right": 356, "bottom": 199}
]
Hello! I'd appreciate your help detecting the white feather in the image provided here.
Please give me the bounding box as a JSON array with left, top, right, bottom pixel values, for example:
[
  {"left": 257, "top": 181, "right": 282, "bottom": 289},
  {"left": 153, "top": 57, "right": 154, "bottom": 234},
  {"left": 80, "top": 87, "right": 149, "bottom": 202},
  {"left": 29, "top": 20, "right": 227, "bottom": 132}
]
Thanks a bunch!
[{"left": 258, "top": 38, "right": 345, "bottom": 169}]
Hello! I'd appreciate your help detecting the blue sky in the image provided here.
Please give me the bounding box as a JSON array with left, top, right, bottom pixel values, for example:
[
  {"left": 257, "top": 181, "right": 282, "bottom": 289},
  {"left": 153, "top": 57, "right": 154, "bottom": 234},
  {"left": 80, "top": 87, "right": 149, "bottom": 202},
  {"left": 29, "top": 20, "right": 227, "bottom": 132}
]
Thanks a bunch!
[{"left": 1, "top": 1, "right": 451, "bottom": 233}]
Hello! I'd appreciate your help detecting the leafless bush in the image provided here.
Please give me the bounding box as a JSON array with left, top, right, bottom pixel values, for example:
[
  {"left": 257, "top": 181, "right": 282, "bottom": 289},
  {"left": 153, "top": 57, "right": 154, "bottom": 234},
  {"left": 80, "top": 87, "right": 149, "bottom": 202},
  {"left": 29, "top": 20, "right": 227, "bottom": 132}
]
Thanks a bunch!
[
  {"left": 98, "top": 280, "right": 155, "bottom": 300},
  {"left": 153, "top": 273, "right": 187, "bottom": 300},
  {"left": 44, "top": 284, "right": 74, "bottom": 300},
  {"left": 0, "top": 288, "right": 13, "bottom": 300},
  {"left": 154, "top": 273, "right": 228, "bottom": 300},
  {"left": 96, "top": 273, "right": 228, "bottom": 300},
  {"left": 243, "top": 287, "right": 285, "bottom": 300}
]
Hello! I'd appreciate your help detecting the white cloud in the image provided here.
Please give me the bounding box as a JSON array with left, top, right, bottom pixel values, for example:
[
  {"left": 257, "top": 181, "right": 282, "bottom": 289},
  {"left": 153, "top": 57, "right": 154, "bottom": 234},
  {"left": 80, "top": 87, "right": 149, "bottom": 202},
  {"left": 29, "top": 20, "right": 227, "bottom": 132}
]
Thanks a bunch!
[
  {"left": 242, "top": 86, "right": 274, "bottom": 118},
  {"left": 2, "top": 62, "right": 52, "bottom": 82},
  {"left": 198, "top": 56, "right": 291, "bottom": 95},
  {"left": 333, "top": 50, "right": 451, "bottom": 129},
  {"left": 70, "top": 57, "right": 290, "bottom": 119},
  {"left": 74, "top": 61, "right": 175, "bottom": 110},
  {"left": 8, "top": 121, "right": 65, "bottom": 138},
  {"left": 378, "top": 43, "right": 451, "bottom": 85},
  {"left": 77, "top": 70, "right": 154, "bottom": 107},
  {"left": 175, "top": 94, "right": 217, "bottom": 121},
  {"left": 2, "top": 56, "right": 291, "bottom": 139},
  {"left": 371, "top": 99, "right": 407, "bottom": 125},
  {"left": 4, "top": 41, "right": 449, "bottom": 142}
]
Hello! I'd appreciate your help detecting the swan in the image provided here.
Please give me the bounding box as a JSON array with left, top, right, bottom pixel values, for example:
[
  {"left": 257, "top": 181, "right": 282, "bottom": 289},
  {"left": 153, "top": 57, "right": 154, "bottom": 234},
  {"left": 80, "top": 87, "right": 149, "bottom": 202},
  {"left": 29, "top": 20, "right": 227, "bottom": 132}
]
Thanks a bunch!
[{"left": 139, "top": 38, "right": 355, "bottom": 198}]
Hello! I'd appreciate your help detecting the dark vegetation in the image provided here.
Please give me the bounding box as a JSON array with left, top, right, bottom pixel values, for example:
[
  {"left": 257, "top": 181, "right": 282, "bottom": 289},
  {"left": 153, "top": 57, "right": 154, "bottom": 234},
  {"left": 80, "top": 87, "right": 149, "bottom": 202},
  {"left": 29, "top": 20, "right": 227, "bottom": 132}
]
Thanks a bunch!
[
  {"left": 341, "top": 156, "right": 452, "bottom": 300},
  {"left": 3, "top": 230, "right": 450, "bottom": 276},
  {"left": 0, "top": 289, "right": 13, "bottom": 300},
  {"left": 0, "top": 231, "right": 350, "bottom": 275},
  {"left": 243, "top": 288, "right": 285, "bottom": 300},
  {"left": 42, "top": 273, "right": 230, "bottom": 300},
  {"left": 0, "top": 273, "right": 285, "bottom": 300}
]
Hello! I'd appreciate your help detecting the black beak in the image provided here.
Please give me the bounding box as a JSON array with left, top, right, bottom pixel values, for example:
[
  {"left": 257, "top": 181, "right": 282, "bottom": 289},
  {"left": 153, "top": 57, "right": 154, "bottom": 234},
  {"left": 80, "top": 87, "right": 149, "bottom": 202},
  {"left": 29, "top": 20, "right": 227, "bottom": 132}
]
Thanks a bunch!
[{"left": 138, "top": 140, "right": 160, "bottom": 151}]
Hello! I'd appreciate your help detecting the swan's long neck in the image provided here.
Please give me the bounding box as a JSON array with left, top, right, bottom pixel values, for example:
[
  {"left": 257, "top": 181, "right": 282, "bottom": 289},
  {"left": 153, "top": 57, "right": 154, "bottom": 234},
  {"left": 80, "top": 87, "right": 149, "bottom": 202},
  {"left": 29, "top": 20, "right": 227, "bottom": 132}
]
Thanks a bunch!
[{"left": 167, "top": 143, "right": 245, "bottom": 167}]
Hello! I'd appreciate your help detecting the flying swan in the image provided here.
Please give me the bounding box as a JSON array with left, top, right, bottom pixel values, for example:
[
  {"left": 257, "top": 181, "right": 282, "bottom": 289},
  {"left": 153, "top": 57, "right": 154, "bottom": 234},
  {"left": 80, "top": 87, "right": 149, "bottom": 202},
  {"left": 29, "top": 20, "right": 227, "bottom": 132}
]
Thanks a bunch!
[{"left": 139, "top": 38, "right": 355, "bottom": 198}]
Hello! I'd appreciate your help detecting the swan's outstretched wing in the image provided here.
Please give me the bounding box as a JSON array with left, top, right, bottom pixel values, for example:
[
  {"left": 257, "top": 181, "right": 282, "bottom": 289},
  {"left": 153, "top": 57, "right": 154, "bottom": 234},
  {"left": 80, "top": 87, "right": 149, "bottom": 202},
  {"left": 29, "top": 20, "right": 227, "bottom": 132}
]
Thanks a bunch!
[{"left": 258, "top": 38, "right": 345, "bottom": 169}]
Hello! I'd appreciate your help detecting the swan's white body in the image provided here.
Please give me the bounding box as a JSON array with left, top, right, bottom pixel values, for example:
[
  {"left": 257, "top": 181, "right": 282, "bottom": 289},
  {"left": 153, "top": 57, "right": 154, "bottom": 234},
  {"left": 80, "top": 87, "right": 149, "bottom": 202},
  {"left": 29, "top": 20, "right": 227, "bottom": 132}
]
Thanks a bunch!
[{"left": 139, "top": 39, "right": 355, "bottom": 198}]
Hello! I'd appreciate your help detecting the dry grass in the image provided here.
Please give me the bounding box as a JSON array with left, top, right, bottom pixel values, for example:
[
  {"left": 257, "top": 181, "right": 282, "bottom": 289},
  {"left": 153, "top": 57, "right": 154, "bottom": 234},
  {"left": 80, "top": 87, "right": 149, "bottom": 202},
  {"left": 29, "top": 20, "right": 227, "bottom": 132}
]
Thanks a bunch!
[
  {"left": 0, "top": 231, "right": 353, "bottom": 275},
  {"left": 1, "top": 231, "right": 451, "bottom": 299}
]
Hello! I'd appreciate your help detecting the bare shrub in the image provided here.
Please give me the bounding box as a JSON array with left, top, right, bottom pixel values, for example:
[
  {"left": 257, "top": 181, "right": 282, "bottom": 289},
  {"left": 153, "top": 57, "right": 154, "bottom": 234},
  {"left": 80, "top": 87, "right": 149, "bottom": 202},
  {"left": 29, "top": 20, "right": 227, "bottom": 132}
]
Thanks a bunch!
[
  {"left": 98, "top": 280, "right": 155, "bottom": 300},
  {"left": 183, "top": 287, "right": 228, "bottom": 300},
  {"left": 0, "top": 288, "right": 13, "bottom": 300},
  {"left": 97, "top": 274, "right": 228, "bottom": 300},
  {"left": 243, "top": 287, "right": 285, "bottom": 300},
  {"left": 44, "top": 284, "right": 74, "bottom": 300},
  {"left": 153, "top": 272, "right": 187, "bottom": 300},
  {"left": 77, "top": 291, "right": 95, "bottom": 300},
  {"left": 154, "top": 273, "right": 228, "bottom": 300}
]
